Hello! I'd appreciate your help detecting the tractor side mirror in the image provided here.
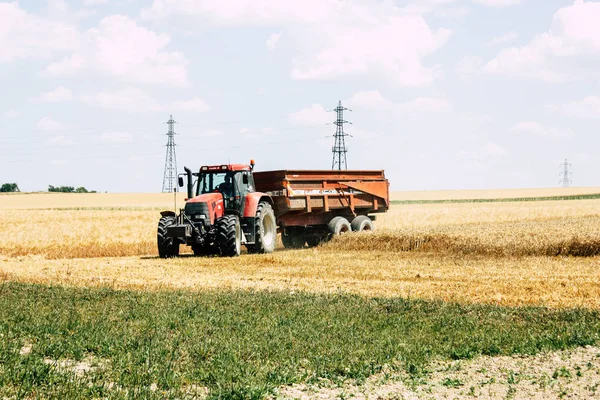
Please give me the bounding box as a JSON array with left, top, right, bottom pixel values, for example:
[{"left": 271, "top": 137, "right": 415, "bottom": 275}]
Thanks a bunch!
[
  {"left": 242, "top": 174, "right": 249, "bottom": 185},
  {"left": 178, "top": 177, "right": 184, "bottom": 187}
]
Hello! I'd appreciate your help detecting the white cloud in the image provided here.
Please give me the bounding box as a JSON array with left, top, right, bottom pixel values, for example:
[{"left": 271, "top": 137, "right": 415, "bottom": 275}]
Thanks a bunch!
[
  {"left": 31, "top": 86, "right": 73, "bottom": 103},
  {"left": 266, "top": 33, "right": 281, "bottom": 50},
  {"left": 48, "top": 135, "right": 74, "bottom": 146},
  {"left": 142, "top": 0, "right": 451, "bottom": 87},
  {"left": 346, "top": 91, "right": 450, "bottom": 115},
  {"left": 99, "top": 132, "right": 133, "bottom": 143},
  {"left": 487, "top": 31, "right": 518, "bottom": 46},
  {"left": 84, "top": 0, "right": 109, "bottom": 5},
  {"left": 197, "top": 129, "right": 223, "bottom": 137},
  {"left": 80, "top": 88, "right": 209, "bottom": 113},
  {"left": 474, "top": 0, "right": 522, "bottom": 7},
  {"left": 459, "top": 142, "right": 509, "bottom": 160},
  {"left": 547, "top": 95, "right": 600, "bottom": 119},
  {"left": 256, "top": 88, "right": 266, "bottom": 95},
  {"left": 576, "top": 152, "right": 591, "bottom": 161},
  {"left": 3, "top": 109, "right": 20, "bottom": 119},
  {"left": 37, "top": 117, "right": 65, "bottom": 131},
  {"left": 289, "top": 104, "right": 332, "bottom": 125},
  {"left": 80, "top": 88, "right": 160, "bottom": 112},
  {"left": 84, "top": 15, "right": 188, "bottom": 86},
  {"left": 396, "top": 97, "right": 451, "bottom": 114},
  {"left": 239, "top": 127, "right": 249, "bottom": 134},
  {"left": 455, "top": 56, "right": 484, "bottom": 75},
  {"left": 42, "top": 54, "right": 85, "bottom": 77},
  {"left": 169, "top": 98, "right": 210, "bottom": 112},
  {"left": 347, "top": 91, "right": 394, "bottom": 110},
  {"left": 37, "top": 15, "right": 188, "bottom": 86},
  {"left": 484, "top": 1, "right": 600, "bottom": 82},
  {"left": 51, "top": 159, "right": 69, "bottom": 166},
  {"left": 512, "top": 121, "right": 573, "bottom": 138},
  {"left": 0, "top": 2, "right": 78, "bottom": 63}
]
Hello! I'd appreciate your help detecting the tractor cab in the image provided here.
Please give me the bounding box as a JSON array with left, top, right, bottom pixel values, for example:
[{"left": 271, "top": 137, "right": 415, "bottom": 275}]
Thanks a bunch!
[{"left": 194, "top": 164, "right": 255, "bottom": 213}]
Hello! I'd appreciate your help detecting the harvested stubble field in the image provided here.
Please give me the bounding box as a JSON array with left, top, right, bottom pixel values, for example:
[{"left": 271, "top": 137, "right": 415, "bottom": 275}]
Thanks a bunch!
[
  {"left": 1, "top": 190, "right": 600, "bottom": 399},
  {"left": 0, "top": 192, "right": 599, "bottom": 308}
]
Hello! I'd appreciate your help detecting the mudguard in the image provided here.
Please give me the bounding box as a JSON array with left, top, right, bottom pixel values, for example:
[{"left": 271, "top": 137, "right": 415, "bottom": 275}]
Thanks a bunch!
[
  {"left": 243, "top": 192, "right": 273, "bottom": 217},
  {"left": 160, "top": 211, "right": 176, "bottom": 217}
]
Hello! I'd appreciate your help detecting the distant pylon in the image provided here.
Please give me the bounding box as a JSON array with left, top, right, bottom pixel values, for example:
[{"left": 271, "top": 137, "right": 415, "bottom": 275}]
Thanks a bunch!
[
  {"left": 559, "top": 158, "right": 572, "bottom": 188},
  {"left": 331, "top": 100, "right": 352, "bottom": 170},
  {"left": 161, "top": 115, "right": 178, "bottom": 193}
]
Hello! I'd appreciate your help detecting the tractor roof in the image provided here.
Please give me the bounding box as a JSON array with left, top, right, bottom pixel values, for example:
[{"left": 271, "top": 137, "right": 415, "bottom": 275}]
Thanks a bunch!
[{"left": 199, "top": 164, "right": 251, "bottom": 172}]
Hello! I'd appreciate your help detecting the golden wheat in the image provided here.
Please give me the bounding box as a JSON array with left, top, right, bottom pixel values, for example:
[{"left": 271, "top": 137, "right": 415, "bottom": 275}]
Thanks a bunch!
[
  {"left": 390, "top": 187, "right": 600, "bottom": 201},
  {"left": 1, "top": 193, "right": 599, "bottom": 309}
]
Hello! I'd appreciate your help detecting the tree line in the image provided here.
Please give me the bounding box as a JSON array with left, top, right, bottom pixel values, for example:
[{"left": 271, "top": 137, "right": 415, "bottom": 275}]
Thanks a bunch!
[{"left": 1, "top": 183, "right": 96, "bottom": 193}]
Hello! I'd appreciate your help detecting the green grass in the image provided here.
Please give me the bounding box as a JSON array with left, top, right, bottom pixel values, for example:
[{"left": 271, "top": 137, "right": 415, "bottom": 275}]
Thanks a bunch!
[
  {"left": 391, "top": 193, "right": 600, "bottom": 205},
  {"left": 0, "top": 282, "right": 599, "bottom": 399}
]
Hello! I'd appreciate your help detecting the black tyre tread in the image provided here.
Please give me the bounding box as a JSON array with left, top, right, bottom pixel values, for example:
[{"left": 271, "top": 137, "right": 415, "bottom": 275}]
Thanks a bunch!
[
  {"left": 217, "top": 215, "right": 240, "bottom": 257},
  {"left": 351, "top": 215, "right": 375, "bottom": 232},
  {"left": 157, "top": 216, "right": 179, "bottom": 258},
  {"left": 281, "top": 233, "right": 305, "bottom": 249},
  {"left": 247, "top": 202, "right": 277, "bottom": 254},
  {"left": 305, "top": 236, "right": 322, "bottom": 248}
]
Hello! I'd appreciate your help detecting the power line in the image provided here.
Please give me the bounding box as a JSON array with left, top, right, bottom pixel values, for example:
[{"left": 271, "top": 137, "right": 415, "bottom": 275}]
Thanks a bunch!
[
  {"left": 559, "top": 158, "right": 572, "bottom": 188},
  {"left": 162, "top": 115, "right": 178, "bottom": 193},
  {"left": 331, "top": 100, "right": 352, "bottom": 170}
]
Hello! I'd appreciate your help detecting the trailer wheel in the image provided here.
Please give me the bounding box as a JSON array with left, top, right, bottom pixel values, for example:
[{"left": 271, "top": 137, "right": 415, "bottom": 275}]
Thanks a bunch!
[
  {"left": 247, "top": 202, "right": 277, "bottom": 254},
  {"left": 157, "top": 215, "right": 180, "bottom": 258},
  {"left": 281, "top": 233, "right": 305, "bottom": 249},
  {"left": 328, "top": 216, "right": 352, "bottom": 237},
  {"left": 217, "top": 215, "right": 241, "bottom": 257},
  {"left": 351, "top": 216, "right": 375, "bottom": 232}
]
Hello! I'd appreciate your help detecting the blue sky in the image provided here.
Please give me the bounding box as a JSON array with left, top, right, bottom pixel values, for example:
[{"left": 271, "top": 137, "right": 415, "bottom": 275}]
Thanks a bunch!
[{"left": 0, "top": 0, "right": 598, "bottom": 192}]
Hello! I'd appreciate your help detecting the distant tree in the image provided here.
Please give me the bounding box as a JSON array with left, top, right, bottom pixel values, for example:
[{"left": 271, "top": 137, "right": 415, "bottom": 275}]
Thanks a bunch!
[
  {"left": 0, "top": 183, "right": 20, "bottom": 192},
  {"left": 48, "top": 185, "right": 94, "bottom": 193},
  {"left": 48, "top": 185, "right": 75, "bottom": 193}
]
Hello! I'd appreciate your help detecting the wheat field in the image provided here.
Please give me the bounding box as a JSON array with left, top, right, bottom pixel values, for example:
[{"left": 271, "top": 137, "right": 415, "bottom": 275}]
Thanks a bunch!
[{"left": 1, "top": 191, "right": 599, "bottom": 309}]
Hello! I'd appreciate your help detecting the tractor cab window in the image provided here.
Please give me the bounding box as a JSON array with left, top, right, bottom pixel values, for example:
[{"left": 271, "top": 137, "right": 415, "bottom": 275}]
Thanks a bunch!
[
  {"left": 196, "top": 170, "right": 254, "bottom": 198},
  {"left": 197, "top": 172, "right": 230, "bottom": 195}
]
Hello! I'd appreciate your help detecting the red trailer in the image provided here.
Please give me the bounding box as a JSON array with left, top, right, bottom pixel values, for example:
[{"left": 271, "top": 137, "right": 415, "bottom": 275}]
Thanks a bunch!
[{"left": 254, "top": 169, "right": 389, "bottom": 248}]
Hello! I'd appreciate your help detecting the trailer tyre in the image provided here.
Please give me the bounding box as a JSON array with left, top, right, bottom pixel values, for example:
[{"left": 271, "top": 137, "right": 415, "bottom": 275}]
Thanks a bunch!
[
  {"left": 351, "top": 216, "right": 375, "bottom": 232},
  {"left": 247, "top": 201, "right": 277, "bottom": 254},
  {"left": 328, "top": 216, "right": 352, "bottom": 237},
  {"left": 217, "top": 215, "right": 241, "bottom": 257},
  {"left": 157, "top": 215, "right": 180, "bottom": 258}
]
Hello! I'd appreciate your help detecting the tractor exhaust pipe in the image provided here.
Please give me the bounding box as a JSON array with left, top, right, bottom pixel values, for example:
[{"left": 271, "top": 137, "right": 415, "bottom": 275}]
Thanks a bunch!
[{"left": 184, "top": 166, "right": 193, "bottom": 199}]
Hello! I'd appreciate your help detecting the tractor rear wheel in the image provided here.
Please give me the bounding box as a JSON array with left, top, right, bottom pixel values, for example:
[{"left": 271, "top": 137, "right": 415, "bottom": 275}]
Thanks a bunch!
[
  {"left": 351, "top": 215, "right": 375, "bottom": 232},
  {"left": 247, "top": 201, "right": 277, "bottom": 254},
  {"left": 157, "top": 215, "right": 180, "bottom": 258},
  {"left": 217, "top": 215, "right": 241, "bottom": 257}
]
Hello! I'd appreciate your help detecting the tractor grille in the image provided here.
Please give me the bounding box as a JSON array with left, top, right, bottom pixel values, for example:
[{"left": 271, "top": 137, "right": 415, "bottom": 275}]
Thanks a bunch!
[{"left": 185, "top": 202, "right": 209, "bottom": 217}]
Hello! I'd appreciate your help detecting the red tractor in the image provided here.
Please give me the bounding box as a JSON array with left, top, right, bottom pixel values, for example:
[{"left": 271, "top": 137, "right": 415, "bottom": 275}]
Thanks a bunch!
[{"left": 157, "top": 160, "right": 277, "bottom": 257}]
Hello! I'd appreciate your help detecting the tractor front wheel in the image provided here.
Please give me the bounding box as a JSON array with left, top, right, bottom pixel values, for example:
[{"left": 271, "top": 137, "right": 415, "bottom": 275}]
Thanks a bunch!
[
  {"left": 157, "top": 215, "right": 180, "bottom": 258},
  {"left": 217, "top": 215, "right": 241, "bottom": 257}
]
